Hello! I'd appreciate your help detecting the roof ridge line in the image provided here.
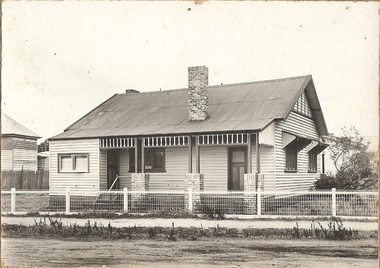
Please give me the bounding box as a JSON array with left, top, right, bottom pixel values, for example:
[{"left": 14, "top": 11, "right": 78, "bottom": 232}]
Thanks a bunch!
[
  {"left": 208, "top": 75, "right": 312, "bottom": 88},
  {"left": 122, "top": 75, "right": 312, "bottom": 94}
]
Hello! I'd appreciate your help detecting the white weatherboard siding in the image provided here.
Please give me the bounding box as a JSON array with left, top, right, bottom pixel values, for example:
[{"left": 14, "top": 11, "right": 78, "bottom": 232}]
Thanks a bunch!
[
  {"left": 99, "top": 149, "right": 107, "bottom": 190},
  {"left": 149, "top": 147, "right": 187, "bottom": 191},
  {"left": 1, "top": 150, "right": 13, "bottom": 171},
  {"left": 275, "top": 112, "right": 321, "bottom": 191},
  {"left": 118, "top": 149, "right": 132, "bottom": 190},
  {"left": 251, "top": 141, "right": 276, "bottom": 191},
  {"left": 200, "top": 146, "right": 228, "bottom": 191},
  {"left": 259, "top": 144, "right": 275, "bottom": 191},
  {"left": 13, "top": 149, "right": 37, "bottom": 171},
  {"left": 37, "top": 157, "right": 49, "bottom": 170},
  {"left": 50, "top": 139, "right": 100, "bottom": 195},
  {"left": 1, "top": 137, "right": 38, "bottom": 171}
]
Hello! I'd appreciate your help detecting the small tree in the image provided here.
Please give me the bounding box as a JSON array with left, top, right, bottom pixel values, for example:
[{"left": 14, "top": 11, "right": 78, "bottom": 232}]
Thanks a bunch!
[
  {"left": 315, "top": 126, "right": 378, "bottom": 190},
  {"left": 38, "top": 139, "right": 49, "bottom": 152}
]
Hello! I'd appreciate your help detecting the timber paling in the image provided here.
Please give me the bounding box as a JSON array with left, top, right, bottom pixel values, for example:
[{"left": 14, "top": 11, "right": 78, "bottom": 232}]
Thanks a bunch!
[{"left": 1, "top": 170, "right": 49, "bottom": 190}]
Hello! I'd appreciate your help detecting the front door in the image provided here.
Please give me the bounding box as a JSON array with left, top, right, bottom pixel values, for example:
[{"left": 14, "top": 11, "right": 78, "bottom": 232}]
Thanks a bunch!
[
  {"left": 228, "top": 147, "right": 247, "bottom": 191},
  {"left": 107, "top": 151, "right": 119, "bottom": 190}
]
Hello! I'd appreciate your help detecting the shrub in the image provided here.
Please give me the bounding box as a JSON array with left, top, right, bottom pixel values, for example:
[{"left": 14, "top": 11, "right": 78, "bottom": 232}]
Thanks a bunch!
[{"left": 315, "top": 173, "right": 339, "bottom": 189}]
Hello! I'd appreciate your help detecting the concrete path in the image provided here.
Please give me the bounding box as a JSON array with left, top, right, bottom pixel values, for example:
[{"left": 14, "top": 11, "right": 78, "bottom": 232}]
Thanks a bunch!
[{"left": 1, "top": 216, "right": 378, "bottom": 231}]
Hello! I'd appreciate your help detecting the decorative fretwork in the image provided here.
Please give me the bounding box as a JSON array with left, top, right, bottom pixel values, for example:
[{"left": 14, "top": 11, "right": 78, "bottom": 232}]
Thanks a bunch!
[
  {"left": 100, "top": 138, "right": 135, "bottom": 148},
  {"left": 100, "top": 133, "right": 249, "bottom": 148},
  {"left": 144, "top": 136, "right": 189, "bottom": 147},
  {"left": 198, "top": 133, "right": 248, "bottom": 145}
]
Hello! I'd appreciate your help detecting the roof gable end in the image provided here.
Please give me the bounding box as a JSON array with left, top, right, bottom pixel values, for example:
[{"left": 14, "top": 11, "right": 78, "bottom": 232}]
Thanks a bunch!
[
  {"left": 281, "top": 77, "right": 328, "bottom": 136},
  {"left": 2, "top": 114, "right": 40, "bottom": 139}
]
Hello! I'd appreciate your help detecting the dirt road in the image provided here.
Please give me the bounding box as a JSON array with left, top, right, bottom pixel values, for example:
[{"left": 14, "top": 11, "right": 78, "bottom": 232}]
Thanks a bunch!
[{"left": 1, "top": 237, "right": 378, "bottom": 268}]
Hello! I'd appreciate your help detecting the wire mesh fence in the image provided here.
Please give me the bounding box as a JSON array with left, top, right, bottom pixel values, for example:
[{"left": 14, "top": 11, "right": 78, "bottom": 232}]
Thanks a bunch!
[
  {"left": 261, "top": 191, "right": 333, "bottom": 216},
  {"left": 1, "top": 188, "right": 378, "bottom": 218},
  {"left": 336, "top": 191, "right": 378, "bottom": 217},
  {"left": 1, "top": 192, "right": 11, "bottom": 212},
  {"left": 1, "top": 190, "right": 50, "bottom": 213},
  {"left": 195, "top": 192, "right": 248, "bottom": 215},
  {"left": 129, "top": 192, "right": 186, "bottom": 213}
]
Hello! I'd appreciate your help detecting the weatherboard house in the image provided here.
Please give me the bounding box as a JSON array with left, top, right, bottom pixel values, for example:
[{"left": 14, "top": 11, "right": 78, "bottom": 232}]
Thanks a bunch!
[
  {"left": 1, "top": 114, "right": 41, "bottom": 171},
  {"left": 49, "top": 66, "right": 329, "bottom": 196}
]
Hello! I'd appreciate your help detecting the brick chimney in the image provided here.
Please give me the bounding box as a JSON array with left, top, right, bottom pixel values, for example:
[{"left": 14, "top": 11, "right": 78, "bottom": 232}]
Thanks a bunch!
[{"left": 188, "top": 66, "right": 209, "bottom": 121}]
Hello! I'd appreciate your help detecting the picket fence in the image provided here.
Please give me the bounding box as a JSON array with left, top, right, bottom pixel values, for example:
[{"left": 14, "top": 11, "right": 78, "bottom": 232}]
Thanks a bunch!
[{"left": 1, "top": 188, "right": 378, "bottom": 218}]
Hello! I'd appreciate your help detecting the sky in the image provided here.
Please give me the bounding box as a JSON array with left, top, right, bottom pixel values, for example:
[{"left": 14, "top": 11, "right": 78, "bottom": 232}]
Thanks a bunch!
[{"left": 2, "top": 1, "right": 379, "bottom": 158}]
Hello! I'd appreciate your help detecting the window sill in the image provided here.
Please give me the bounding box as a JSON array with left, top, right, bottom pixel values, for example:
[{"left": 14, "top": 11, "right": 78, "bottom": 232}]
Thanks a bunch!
[
  {"left": 128, "top": 170, "right": 167, "bottom": 173},
  {"left": 308, "top": 170, "right": 318, "bottom": 173},
  {"left": 59, "top": 171, "right": 89, "bottom": 173},
  {"left": 284, "top": 170, "right": 298, "bottom": 173},
  {"left": 144, "top": 170, "right": 167, "bottom": 173}
]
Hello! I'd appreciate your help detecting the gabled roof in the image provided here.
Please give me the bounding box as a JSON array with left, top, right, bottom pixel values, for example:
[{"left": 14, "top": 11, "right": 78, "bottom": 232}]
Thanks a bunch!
[
  {"left": 2, "top": 114, "right": 40, "bottom": 139},
  {"left": 51, "top": 75, "right": 328, "bottom": 140}
]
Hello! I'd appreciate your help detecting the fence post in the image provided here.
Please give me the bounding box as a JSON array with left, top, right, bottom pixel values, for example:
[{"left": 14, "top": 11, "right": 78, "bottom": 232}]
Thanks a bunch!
[
  {"left": 123, "top": 188, "right": 128, "bottom": 213},
  {"left": 257, "top": 188, "right": 261, "bottom": 216},
  {"left": 65, "top": 187, "right": 70, "bottom": 214},
  {"left": 188, "top": 187, "right": 193, "bottom": 213},
  {"left": 332, "top": 188, "right": 336, "bottom": 217},
  {"left": 11, "top": 188, "right": 16, "bottom": 213}
]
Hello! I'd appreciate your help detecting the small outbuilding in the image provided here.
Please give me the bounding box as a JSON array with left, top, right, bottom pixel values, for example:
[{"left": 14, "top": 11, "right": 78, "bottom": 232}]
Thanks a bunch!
[
  {"left": 37, "top": 151, "right": 50, "bottom": 171},
  {"left": 49, "top": 66, "right": 329, "bottom": 196}
]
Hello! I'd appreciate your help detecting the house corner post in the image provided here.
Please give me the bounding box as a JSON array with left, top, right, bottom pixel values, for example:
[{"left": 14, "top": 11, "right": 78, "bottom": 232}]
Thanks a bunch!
[
  {"left": 134, "top": 138, "right": 138, "bottom": 174},
  {"left": 11, "top": 188, "right": 16, "bottom": 214},
  {"left": 243, "top": 174, "right": 256, "bottom": 215},
  {"left": 141, "top": 138, "right": 145, "bottom": 173},
  {"left": 184, "top": 173, "right": 204, "bottom": 213},
  {"left": 255, "top": 131, "right": 260, "bottom": 189},
  {"left": 195, "top": 136, "right": 200, "bottom": 173},
  {"left": 131, "top": 173, "right": 149, "bottom": 211},
  {"left": 247, "top": 133, "right": 252, "bottom": 174},
  {"left": 188, "top": 135, "right": 193, "bottom": 173}
]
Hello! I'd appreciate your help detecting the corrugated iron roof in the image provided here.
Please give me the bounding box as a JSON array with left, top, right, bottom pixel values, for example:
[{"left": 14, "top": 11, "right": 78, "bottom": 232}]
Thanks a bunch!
[
  {"left": 2, "top": 114, "right": 40, "bottom": 139},
  {"left": 51, "top": 75, "right": 328, "bottom": 140}
]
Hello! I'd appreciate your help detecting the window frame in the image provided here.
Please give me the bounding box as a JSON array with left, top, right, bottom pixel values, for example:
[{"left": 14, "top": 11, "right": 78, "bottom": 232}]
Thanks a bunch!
[
  {"left": 284, "top": 141, "right": 298, "bottom": 173},
  {"left": 144, "top": 148, "right": 166, "bottom": 173},
  {"left": 308, "top": 148, "right": 318, "bottom": 173},
  {"left": 58, "top": 153, "right": 89, "bottom": 173},
  {"left": 128, "top": 148, "right": 166, "bottom": 173}
]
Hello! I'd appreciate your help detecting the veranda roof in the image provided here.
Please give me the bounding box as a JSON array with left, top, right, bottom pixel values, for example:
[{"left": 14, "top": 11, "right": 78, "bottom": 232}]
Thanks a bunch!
[{"left": 51, "top": 75, "right": 328, "bottom": 140}]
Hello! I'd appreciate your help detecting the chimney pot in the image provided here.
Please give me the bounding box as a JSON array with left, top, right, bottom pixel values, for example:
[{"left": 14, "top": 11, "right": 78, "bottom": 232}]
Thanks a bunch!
[{"left": 125, "top": 89, "right": 139, "bottom": 94}]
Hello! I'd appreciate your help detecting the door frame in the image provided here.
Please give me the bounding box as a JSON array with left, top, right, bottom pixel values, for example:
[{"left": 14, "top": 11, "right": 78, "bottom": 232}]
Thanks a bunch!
[
  {"left": 227, "top": 146, "right": 247, "bottom": 191},
  {"left": 107, "top": 150, "right": 119, "bottom": 190}
]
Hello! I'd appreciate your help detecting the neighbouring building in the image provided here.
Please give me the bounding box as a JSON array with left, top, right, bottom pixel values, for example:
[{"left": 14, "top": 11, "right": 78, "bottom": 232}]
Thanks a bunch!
[
  {"left": 1, "top": 114, "right": 41, "bottom": 171},
  {"left": 49, "top": 66, "right": 329, "bottom": 196},
  {"left": 37, "top": 151, "right": 50, "bottom": 171}
]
